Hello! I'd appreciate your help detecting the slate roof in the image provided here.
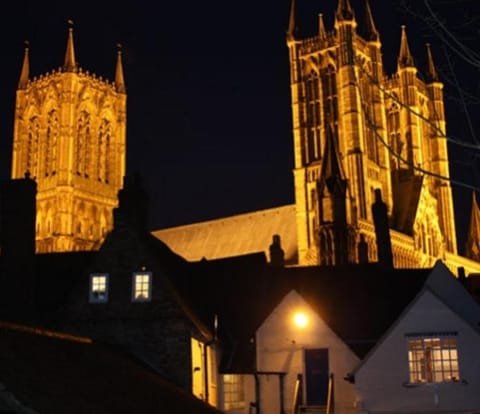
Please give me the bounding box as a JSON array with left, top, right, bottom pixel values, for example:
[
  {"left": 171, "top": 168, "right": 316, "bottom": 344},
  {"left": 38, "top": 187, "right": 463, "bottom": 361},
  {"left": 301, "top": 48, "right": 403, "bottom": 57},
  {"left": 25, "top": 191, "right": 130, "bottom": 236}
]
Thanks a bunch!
[
  {"left": 0, "top": 321, "right": 223, "bottom": 414},
  {"left": 171, "top": 257, "right": 433, "bottom": 372},
  {"left": 152, "top": 204, "right": 298, "bottom": 264},
  {"left": 34, "top": 251, "right": 96, "bottom": 318}
]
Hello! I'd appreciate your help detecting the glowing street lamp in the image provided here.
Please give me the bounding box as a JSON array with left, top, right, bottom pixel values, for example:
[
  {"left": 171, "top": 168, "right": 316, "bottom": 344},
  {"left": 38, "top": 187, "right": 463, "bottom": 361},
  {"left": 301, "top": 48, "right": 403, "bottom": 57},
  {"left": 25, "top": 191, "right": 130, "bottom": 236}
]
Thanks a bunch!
[{"left": 293, "top": 311, "right": 308, "bottom": 328}]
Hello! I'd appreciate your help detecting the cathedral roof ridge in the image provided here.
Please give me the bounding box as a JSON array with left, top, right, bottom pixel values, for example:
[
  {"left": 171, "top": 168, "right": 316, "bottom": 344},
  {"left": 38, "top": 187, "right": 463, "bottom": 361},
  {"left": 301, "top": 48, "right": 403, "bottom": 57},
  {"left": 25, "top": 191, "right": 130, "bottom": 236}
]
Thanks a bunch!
[{"left": 26, "top": 65, "right": 117, "bottom": 93}]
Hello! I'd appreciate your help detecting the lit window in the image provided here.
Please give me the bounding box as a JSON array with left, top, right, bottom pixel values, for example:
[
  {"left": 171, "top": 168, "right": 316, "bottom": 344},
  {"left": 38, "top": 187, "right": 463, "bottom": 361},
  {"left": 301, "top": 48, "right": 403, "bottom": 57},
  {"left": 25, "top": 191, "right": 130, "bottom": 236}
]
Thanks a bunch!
[
  {"left": 223, "top": 374, "right": 245, "bottom": 410},
  {"left": 132, "top": 272, "right": 152, "bottom": 302},
  {"left": 89, "top": 273, "right": 108, "bottom": 303},
  {"left": 407, "top": 334, "right": 460, "bottom": 383}
]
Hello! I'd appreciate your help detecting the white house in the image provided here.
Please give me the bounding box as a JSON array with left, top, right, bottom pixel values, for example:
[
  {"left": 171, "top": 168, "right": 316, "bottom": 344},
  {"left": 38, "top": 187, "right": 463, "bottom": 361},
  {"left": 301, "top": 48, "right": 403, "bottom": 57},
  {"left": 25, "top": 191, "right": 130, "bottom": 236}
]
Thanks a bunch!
[
  {"left": 351, "top": 261, "right": 480, "bottom": 413},
  {"left": 255, "top": 290, "right": 359, "bottom": 414},
  {"left": 195, "top": 261, "right": 480, "bottom": 414}
]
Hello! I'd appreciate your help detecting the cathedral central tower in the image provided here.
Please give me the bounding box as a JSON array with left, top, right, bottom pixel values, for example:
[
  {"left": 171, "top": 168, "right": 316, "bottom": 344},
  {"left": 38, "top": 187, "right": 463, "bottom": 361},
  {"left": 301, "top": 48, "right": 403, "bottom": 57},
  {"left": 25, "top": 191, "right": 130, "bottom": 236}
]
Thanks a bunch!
[{"left": 11, "top": 25, "right": 127, "bottom": 252}]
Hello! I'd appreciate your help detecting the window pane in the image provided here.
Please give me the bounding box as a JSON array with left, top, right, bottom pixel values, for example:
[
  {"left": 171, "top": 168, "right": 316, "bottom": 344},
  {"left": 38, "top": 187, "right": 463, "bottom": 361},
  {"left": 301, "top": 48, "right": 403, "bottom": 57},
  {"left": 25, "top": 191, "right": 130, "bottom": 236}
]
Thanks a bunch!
[
  {"left": 223, "top": 374, "right": 245, "bottom": 410},
  {"left": 90, "top": 274, "right": 108, "bottom": 303},
  {"left": 407, "top": 336, "right": 459, "bottom": 384},
  {"left": 133, "top": 273, "right": 151, "bottom": 301}
]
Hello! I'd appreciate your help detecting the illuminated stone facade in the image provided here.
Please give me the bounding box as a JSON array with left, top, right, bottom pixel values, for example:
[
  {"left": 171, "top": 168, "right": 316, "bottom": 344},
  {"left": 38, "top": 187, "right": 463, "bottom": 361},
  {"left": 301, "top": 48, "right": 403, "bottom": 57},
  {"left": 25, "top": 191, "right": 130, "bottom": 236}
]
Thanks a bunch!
[
  {"left": 287, "top": 0, "right": 457, "bottom": 267},
  {"left": 11, "top": 27, "right": 126, "bottom": 252}
]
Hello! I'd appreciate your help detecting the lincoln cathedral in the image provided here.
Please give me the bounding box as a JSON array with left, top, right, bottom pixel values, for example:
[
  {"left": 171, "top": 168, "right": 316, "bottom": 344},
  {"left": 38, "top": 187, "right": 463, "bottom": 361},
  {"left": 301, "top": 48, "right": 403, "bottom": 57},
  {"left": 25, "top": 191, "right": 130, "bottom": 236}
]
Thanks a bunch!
[{"left": 9, "top": 2, "right": 480, "bottom": 274}]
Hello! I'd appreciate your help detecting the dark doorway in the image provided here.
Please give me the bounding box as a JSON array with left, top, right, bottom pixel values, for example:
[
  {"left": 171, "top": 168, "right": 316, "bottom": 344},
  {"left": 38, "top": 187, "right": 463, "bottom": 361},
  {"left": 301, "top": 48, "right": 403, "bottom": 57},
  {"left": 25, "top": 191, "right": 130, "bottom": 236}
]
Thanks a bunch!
[{"left": 304, "top": 348, "right": 329, "bottom": 405}]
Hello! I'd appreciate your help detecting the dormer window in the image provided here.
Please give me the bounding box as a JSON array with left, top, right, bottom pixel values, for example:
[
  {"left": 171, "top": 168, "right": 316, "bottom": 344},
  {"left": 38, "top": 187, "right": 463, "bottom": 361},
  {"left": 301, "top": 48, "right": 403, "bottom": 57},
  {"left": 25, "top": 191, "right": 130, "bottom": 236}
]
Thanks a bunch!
[
  {"left": 132, "top": 272, "right": 152, "bottom": 302},
  {"left": 89, "top": 273, "right": 109, "bottom": 303}
]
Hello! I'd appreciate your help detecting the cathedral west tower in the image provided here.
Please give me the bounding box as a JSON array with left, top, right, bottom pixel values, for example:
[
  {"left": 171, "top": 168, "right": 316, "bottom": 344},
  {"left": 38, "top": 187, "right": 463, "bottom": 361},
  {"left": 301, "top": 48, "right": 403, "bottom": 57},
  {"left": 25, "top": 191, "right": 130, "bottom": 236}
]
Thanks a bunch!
[
  {"left": 11, "top": 25, "right": 126, "bottom": 252},
  {"left": 287, "top": 0, "right": 457, "bottom": 266},
  {"left": 152, "top": 0, "right": 480, "bottom": 275}
]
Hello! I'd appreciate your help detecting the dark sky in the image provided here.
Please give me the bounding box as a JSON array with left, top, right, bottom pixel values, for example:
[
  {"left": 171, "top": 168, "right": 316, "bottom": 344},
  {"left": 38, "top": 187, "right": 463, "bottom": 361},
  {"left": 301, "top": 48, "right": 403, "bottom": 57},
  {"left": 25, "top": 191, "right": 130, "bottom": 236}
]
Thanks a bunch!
[{"left": 0, "top": 1, "right": 478, "bottom": 251}]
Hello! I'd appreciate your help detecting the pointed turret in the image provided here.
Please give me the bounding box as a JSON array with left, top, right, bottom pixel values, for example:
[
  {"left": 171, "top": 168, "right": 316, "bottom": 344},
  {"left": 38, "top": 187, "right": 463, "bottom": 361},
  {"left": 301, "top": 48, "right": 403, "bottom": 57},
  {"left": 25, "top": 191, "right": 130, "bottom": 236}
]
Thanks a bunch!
[
  {"left": 397, "top": 25, "right": 414, "bottom": 68},
  {"left": 287, "top": 0, "right": 296, "bottom": 39},
  {"left": 318, "top": 13, "right": 327, "bottom": 40},
  {"left": 63, "top": 20, "right": 77, "bottom": 72},
  {"left": 320, "top": 124, "right": 347, "bottom": 196},
  {"left": 426, "top": 43, "right": 439, "bottom": 82},
  {"left": 318, "top": 124, "right": 350, "bottom": 265},
  {"left": 115, "top": 44, "right": 126, "bottom": 94},
  {"left": 335, "top": 0, "right": 355, "bottom": 21},
  {"left": 364, "top": 0, "right": 379, "bottom": 41},
  {"left": 18, "top": 41, "right": 30, "bottom": 90},
  {"left": 466, "top": 192, "right": 480, "bottom": 261}
]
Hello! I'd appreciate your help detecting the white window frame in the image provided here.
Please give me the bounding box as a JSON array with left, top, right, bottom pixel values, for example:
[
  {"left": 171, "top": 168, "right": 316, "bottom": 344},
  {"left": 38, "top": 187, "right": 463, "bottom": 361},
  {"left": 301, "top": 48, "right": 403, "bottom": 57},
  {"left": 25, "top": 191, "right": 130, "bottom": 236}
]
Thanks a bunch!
[
  {"left": 406, "top": 332, "right": 460, "bottom": 384},
  {"left": 89, "top": 273, "right": 109, "bottom": 303},
  {"left": 222, "top": 374, "right": 245, "bottom": 410},
  {"left": 132, "top": 271, "right": 152, "bottom": 302}
]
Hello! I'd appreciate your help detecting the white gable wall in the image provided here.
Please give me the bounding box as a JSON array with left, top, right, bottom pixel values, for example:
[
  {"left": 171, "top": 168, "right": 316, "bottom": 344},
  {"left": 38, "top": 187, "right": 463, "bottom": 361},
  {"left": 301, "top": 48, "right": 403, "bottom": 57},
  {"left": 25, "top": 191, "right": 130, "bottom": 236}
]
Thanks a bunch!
[
  {"left": 255, "top": 290, "right": 359, "bottom": 414},
  {"left": 355, "top": 289, "right": 480, "bottom": 413}
]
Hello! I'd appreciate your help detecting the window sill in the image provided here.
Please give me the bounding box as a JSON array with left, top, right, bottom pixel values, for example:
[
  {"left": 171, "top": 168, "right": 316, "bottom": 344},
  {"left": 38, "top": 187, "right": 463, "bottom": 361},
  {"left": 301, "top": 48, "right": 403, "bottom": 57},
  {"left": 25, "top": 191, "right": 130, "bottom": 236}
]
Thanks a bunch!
[{"left": 403, "top": 379, "right": 467, "bottom": 388}]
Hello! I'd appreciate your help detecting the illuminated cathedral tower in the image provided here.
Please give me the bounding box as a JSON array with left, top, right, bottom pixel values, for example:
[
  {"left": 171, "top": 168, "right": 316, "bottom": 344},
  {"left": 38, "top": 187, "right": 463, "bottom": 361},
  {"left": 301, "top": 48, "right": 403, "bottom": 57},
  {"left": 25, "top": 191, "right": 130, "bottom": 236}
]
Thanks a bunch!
[
  {"left": 11, "top": 25, "right": 126, "bottom": 253},
  {"left": 287, "top": 0, "right": 457, "bottom": 266}
]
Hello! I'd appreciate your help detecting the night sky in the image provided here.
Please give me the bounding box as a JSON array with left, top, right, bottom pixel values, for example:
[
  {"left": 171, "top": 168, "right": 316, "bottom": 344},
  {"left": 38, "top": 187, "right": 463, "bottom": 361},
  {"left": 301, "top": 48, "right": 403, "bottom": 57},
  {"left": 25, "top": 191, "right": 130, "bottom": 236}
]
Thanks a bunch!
[{"left": 0, "top": 1, "right": 478, "bottom": 252}]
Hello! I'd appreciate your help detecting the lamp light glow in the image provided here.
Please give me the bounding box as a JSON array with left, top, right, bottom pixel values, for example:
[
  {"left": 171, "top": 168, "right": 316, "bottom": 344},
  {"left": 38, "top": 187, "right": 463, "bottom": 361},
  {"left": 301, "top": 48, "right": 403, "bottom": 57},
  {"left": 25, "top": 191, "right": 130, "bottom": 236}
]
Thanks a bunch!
[{"left": 293, "top": 312, "right": 308, "bottom": 328}]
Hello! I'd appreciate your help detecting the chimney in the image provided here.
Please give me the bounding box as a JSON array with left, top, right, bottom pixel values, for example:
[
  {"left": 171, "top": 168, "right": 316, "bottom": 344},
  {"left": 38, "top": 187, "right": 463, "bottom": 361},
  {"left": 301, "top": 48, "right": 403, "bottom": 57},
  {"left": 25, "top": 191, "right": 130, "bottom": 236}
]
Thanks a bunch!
[
  {"left": 372, "top": 189, "right": 393, "bottom": 268},
  {"left": 0, "top": 175, "right": 37, "bottom": 320},
  {"left": 113, "top": 174, "right": 149, "bottom": 231},
  {"left": 269, "top": 234, "right": 285, "bottom": 267}
]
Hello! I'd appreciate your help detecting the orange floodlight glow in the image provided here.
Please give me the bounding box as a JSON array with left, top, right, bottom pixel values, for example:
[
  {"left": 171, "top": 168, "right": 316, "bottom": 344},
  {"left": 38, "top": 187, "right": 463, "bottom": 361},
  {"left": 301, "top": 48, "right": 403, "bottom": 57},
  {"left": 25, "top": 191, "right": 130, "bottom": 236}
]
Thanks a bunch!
[{"left": 293, "top": 312, "right": 308, "bottom": 328}]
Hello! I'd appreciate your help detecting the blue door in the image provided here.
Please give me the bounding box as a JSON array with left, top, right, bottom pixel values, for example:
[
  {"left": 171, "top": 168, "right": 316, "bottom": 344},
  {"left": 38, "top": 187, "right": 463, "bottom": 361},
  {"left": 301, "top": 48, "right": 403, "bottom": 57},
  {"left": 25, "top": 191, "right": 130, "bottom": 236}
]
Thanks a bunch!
[{"left": 304, "top": 348, "right": 329, "bottom": 405}]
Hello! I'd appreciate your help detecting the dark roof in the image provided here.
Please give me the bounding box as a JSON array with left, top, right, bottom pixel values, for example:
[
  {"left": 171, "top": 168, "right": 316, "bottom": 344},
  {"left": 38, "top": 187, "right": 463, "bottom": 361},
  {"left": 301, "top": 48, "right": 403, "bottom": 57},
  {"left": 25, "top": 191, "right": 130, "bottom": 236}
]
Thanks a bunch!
[
  {"left": 0, "top": 321, "right": 223, "bottom": 414},
  {"left": 172, "top": 258, "right": 432, "bottom": 372},
  {"left": 34, "top": 251, "right": 96, "bottom": 318}
]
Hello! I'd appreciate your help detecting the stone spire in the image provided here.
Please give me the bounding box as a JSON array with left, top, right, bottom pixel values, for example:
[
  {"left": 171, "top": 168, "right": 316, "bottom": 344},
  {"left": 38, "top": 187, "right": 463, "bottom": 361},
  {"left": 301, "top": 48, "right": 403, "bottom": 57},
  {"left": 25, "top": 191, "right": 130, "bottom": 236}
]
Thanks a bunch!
[
  {"left": 397, "top": 25, "right": 414, "bottom": 69},
  {"left": 320, "top": 124, "right": 347, "bottom": 196},
  {"left": 335, "top": 0, "right": 355, "bottom": 21},
  {"left": 63, "top": 20, "right": 77, "bottom": 72},
  {"left": 318, "top": 13, "right": 327, "bottom": 40},
  {"left": 426, "top": 43, "right": 439, "bottom": 82},
  {"left": 115, "top": 44, "right": 126, "bottom": 94},
  {"left": 364, "top": 0, "right": 379, "bottom": 41},
  {"left": 18, "top": 41, "right": 30, "bottom": 90},
  {"left": 466, "top": 192, "right": 480, "bottom": 262},
  {"left": 318, "top": 124, "right": 349, "bottom": 265},
  {"left": 287, "top": 0, "right": 296, "bottom": 39}
]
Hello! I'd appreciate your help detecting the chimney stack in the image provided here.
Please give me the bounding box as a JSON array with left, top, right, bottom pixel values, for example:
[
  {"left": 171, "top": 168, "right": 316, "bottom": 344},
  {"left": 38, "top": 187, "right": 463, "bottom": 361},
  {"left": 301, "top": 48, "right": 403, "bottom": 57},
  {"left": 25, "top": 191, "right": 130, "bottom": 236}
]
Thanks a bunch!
[
  {"left": 0, "top": 175, "right": 37, "bottom": 320},
  {"left": 372, "top": 189, "right": 393, "bottom": 268}
]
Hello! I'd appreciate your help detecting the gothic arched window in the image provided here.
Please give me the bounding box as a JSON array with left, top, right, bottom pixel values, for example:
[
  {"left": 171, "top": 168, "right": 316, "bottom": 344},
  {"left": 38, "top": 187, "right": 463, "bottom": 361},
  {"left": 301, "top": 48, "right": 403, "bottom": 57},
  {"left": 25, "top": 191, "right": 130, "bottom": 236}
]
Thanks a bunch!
[
  {"left": 45, "top": 109, "right": 59, "bottom": 176},
  {"left": 76, "top": 111, "right": 91, "bottom": 176},
  {"left": 27, "top": 116, "right": 40, "bottom": 177},
  {"left": 98, "top": 119, "right": 111, "bottom": 183},
  {"left": 321, "top": 65, "right": 338, "bottom": 126},
  {"left": 305, "top": 71, "right": 321, "bottom": 163},
  {"left": 387, "top": 102, "right": 402, "bottom": 169}
]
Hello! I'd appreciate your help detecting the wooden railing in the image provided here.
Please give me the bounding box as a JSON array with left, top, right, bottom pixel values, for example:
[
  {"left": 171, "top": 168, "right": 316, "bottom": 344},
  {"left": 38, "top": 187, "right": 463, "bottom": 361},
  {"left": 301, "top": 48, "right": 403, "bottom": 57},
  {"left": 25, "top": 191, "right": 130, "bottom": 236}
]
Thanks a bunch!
[
  {"left": 326, "top": 373, "right": 334, "bottom": 414},
  {"left": 291, "top": 374, "right": 303, "bottom": 414},
  {"left": 291, "top": 372, "right": 334, "bottom": 414}
]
